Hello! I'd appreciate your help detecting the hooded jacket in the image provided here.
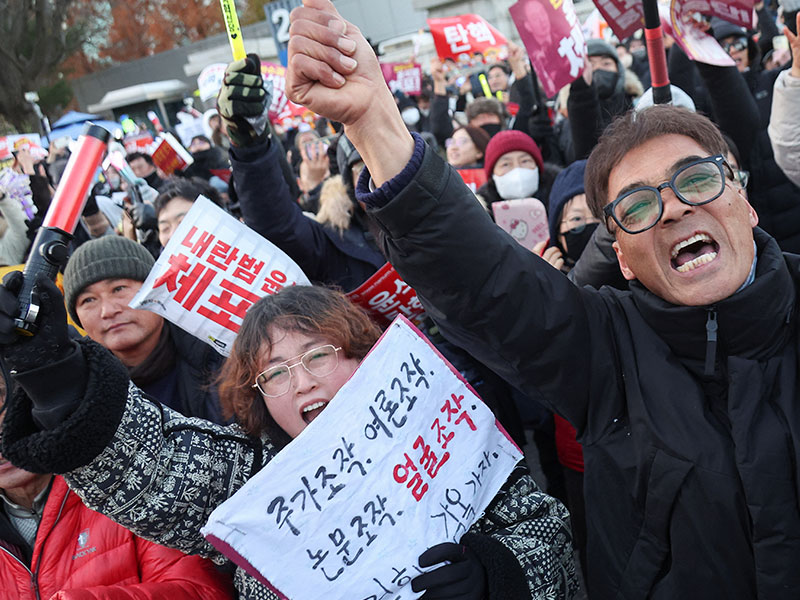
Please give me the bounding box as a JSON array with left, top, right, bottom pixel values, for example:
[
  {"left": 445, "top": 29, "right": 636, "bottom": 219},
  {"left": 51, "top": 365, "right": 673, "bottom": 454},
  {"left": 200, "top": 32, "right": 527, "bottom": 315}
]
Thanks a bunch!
[
  {"left": 354, "top": 135, "right": 800, "bottom": 598},
  {"left": 0, "top": 476, "right": 233, "bottom": 600}
]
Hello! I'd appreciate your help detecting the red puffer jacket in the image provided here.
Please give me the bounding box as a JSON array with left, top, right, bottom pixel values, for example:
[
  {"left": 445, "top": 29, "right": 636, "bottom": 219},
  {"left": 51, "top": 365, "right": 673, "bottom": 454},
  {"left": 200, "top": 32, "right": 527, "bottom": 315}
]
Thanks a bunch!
[{"left": 0, "top": 476, "right": 234, "bottom": 600}]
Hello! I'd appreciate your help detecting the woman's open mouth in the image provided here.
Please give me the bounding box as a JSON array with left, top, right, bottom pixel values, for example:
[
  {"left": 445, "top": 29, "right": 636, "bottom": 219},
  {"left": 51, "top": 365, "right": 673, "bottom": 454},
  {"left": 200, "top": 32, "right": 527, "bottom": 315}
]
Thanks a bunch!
[{"left": 301, "top": 401, "right": 329, "bottom": 424}]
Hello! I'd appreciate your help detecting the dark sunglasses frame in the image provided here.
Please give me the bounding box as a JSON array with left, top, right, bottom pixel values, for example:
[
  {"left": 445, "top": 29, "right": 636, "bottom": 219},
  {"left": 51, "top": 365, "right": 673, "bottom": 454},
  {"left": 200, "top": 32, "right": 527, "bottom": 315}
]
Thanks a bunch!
[{"left": 603, "top": 154, "right": 734, "bottom": 235}]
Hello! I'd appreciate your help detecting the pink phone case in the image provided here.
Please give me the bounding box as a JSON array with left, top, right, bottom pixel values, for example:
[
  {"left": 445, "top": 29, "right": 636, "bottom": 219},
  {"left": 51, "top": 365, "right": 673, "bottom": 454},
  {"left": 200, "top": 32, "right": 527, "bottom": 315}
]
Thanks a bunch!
[{"left": 492, "top": 198, "right": 549, "bottom": 250}]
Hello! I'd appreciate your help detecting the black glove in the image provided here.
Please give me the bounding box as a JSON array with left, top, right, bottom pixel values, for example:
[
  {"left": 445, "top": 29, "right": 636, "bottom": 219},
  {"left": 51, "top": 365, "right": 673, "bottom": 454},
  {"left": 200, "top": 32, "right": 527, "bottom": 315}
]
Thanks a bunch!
[
  {"left": 411, "top": 543, "right": 488, "bottom": 600},
  {"left": 129, "top": 201, "right": 157, "bottom": 231},
  {"left": 217, "top": 53, "right": 272, "bottom": 147},
  {"left": 0, "top": 271, "right": 74, "bottom": 373}
]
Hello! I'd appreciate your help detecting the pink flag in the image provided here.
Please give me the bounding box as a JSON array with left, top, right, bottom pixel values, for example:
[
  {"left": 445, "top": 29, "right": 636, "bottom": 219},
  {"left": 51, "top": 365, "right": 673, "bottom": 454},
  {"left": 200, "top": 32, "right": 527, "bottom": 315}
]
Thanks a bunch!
[
  {"left": 427, "top": 15, "right": 508, "bottom": 63},
  {"left": 510, "top": 0, "right": 587, "bottom": 98},
  {"left": 679, "top": 0, "right": 755, "bottom": 29}
]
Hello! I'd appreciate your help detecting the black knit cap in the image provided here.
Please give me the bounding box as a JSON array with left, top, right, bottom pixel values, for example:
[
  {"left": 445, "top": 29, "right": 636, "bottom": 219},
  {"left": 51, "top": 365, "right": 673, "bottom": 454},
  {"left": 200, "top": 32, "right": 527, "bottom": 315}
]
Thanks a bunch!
[{"left": 63, "top": 236, "right": 155, "bottom": 326}]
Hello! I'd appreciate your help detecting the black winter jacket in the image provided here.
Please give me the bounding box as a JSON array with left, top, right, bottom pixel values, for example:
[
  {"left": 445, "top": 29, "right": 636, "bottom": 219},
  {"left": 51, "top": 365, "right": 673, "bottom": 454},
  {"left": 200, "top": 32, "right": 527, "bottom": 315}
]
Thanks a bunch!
[{"left": 358, "top": 136, "right": 800, "bottom": 599}]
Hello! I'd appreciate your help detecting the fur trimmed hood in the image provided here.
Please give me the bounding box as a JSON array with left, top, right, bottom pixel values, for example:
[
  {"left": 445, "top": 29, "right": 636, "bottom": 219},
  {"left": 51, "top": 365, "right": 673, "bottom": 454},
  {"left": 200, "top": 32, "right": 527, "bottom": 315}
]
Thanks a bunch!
[{"left": 314, "top": 174, "right": 353, "bottom": 234}]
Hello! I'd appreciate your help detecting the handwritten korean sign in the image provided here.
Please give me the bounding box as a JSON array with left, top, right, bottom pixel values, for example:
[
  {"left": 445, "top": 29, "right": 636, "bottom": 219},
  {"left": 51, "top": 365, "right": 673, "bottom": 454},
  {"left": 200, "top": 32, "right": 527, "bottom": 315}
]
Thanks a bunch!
[
  {"left": 510, "top": 0, "right": 587, "bottom": 98},
  {"left": 380, "top": 62, "right": 423, "bottom": 96},
  {"left": 130, "top": 196, "right": 310, "bottom": 356},
  {"left": 201, "top": 316, "right": 523, "bottom": 600},
  {"left": 427, "top": 15, "right": 508, "bottom": 63},
  {"left": 346, "top": 263, "right": 426, "bottom": 329}
]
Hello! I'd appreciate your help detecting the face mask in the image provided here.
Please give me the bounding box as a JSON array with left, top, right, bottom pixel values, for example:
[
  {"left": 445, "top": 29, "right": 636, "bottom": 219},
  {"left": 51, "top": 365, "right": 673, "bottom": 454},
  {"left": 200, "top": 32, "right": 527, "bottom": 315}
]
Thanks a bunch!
[
  {"left": 493, "top": 167, "right": 540, "bottom": 200},
  {"left": 419, "top": 107, "right": 430, "bottom": 117},
  {"left": 481, "top": 123, "right": 502, "bottom": 138},
  {"left": 592, "top": 69, "right": 619, "bottom": 99},
  {"left": 562, "top": 222, "right": 599, "bottom": 262},
  {"left": 632, "top": 48, "right": 646, "bottom": 60},
  {"left": 620, "top": 54, "right": 633, "bottom": 69},
  {"left": 401, "top": 107, "right": 420, "bottom": 126}
]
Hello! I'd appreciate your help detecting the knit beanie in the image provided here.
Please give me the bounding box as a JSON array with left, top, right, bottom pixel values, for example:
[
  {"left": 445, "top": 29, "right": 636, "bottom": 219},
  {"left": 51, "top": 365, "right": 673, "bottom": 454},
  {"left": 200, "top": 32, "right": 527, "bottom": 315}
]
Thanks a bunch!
[
  {"left": 483, "top": 130, "right": 544, "bottom": 179},
  {"left": 64, "top": 236, "right": 155, "bottom": 326},
  {"left": 548, "top": 160, "right": 587, "bottom": 245}
]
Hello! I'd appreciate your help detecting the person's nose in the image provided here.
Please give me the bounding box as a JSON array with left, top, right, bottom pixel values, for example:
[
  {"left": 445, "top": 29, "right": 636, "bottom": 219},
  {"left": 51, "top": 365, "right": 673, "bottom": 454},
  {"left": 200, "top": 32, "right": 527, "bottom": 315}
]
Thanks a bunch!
[
  {"left": 291, "top": 363, "right": 318, "bottom": 396},
  {"left": 659, "top": 185, "right": 695, "bottom": 226},
  {"left": 99, "top": 297, "right": 123, "bottom": 319}
]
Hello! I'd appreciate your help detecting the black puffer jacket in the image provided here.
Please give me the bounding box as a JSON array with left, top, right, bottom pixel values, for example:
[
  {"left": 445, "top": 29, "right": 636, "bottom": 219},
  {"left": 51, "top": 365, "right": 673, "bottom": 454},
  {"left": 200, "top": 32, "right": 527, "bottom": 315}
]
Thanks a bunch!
[{"left": 358, "top": 136, "right": 800, "bottom": 599}]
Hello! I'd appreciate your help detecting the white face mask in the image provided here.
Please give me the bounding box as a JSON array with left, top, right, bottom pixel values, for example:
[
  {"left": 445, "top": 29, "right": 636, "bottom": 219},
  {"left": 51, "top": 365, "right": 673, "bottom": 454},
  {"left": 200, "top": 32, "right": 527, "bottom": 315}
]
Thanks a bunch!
[
  {"left": 401, "top": 107, "right": 421, "bottom": 126},
  {"left": 493, "top": 167, "right": 540, "bottom": 200}
]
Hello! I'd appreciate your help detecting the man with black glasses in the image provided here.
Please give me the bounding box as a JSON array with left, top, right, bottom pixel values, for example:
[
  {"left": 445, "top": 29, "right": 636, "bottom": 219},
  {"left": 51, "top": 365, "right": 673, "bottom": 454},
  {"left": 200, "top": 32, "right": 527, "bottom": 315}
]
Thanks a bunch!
[{"left": 275, "top": 4, "right": 800, "bottom": 597}]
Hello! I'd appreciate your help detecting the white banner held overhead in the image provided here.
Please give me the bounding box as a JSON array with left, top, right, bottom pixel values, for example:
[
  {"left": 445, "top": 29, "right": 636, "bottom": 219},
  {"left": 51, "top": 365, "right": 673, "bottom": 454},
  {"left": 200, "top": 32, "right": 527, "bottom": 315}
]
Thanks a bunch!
[
  {"left": 130, "top": 196, "right": 310, "bottom": 355},
  {"left": 201, "top": 315, "right": 523, "bottom": 600}
]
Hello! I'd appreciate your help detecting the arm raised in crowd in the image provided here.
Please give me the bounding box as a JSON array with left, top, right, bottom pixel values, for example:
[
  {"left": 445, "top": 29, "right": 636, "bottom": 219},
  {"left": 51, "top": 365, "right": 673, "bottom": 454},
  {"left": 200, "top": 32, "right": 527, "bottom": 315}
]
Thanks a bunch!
[
  {"left": 429, "top": 57, "right": 455, "bottom": 147},
  {"left": 768, "top": 13, "right": 800, "bottom": 187},
  {"left": 286, "top": 0, "right": 620, "bottom": 433}
]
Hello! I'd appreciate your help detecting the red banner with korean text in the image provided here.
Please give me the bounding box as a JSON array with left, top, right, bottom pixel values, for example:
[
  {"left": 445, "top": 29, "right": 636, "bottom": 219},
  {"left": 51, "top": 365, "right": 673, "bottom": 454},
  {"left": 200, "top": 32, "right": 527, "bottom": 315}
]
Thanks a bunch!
[
  {"left": 510, "top": 0, "right": 587, "bottom": 98},
  {"left": 427, "top": 15, "right": 508, "bottom": 63},
  {"left": 380, "top": 62, "right": 423, "bottom": 96},
  {"left": 346, "top": 262, "right": 426, "bottom": 328},
  {"left": 456, "top": 168, "right": 488, "bottom": 194}
]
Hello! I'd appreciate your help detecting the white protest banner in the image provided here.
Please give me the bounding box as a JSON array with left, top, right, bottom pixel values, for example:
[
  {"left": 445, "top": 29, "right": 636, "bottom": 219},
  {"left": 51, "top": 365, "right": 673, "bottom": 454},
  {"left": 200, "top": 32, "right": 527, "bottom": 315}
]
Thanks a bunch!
[
  {"left": 130, "top": 196, "right": 310, "bottom": 355},
  {"left": 202, "top": 315, "right": 523, "bottom": 600}
]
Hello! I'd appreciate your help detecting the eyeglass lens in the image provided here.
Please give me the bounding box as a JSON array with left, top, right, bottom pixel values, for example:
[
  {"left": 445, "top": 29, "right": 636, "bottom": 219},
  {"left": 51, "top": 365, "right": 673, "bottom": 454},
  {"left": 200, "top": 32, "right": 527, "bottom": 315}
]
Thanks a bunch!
[
  {"left": 256, "top": 345, "right": 339, "bottom": 396},
  {"left": 612, "top": 159, "right": 724, "bottom": 233}
]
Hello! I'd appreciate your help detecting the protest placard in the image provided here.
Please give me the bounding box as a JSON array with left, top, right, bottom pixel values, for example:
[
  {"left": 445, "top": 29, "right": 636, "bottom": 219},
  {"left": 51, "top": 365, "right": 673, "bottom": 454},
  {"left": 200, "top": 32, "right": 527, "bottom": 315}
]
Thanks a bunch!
[
  {"left": 427, "top": 15, "right": 508, "bottom": 63},
  {"left": 346, "top": 263, "right": 426, "bottom": 329},
  {"left": 455, "top": 167, "right": 488, "bottom": 194},
  {"left": 680, "top": 0, "right": 755, "bottom": 28},
  {"left": 660, "top": 0, "right": 735, "bottom": 66},
  {"left": 0, "top": 134, "right": 44, "bottom": 162},
  {"left": 492, "top": 197, "right": 550, "bottom": 250},
  {"left": 150, "top": 133, "right": 195, "bottom": 175},
  {"left": 592, "top": 0, "right": 643, "bottom": 40},
  {"left": 201, "top": 315, "right": 523, "bottom": 600},
  {"left": 130, "top": 196, "right": 310, "bottom": 355},
  {"left": 510, "top": 0, "right": 587, "bottom": 98},
  {"left": 381, "top": 62, "right": 423, "bottom": 96},
  {"left": 198, "top": 63, "right": 228, "bottom": 102}
]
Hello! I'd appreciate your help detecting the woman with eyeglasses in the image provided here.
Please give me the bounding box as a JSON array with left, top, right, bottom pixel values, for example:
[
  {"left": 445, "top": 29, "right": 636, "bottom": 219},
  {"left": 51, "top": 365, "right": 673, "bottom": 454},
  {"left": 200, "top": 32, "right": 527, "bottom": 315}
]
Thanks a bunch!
[
  {"left": 444, "top": 126, "right": 490, "bottom": 169},
  {"left": 0, "top": 282, "right": 577, "bottom": 600}
]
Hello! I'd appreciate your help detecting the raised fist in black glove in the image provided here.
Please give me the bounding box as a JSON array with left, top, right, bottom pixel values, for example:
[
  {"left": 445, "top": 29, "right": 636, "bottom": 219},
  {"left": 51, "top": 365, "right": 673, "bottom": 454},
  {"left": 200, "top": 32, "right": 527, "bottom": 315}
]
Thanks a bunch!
[
  {"left": 411, "top": 542, "right": 488, "bottom": 599},
  {"left": 217, "top": 53, "right": 273, "bottom": 147},
  {"left": 0, "top": 271, "right": 73, "bottom": 374}
]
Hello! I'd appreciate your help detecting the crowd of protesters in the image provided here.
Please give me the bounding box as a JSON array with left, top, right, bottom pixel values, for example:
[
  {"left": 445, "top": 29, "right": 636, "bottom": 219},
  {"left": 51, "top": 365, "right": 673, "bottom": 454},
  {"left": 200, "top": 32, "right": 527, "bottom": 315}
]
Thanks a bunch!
[{"left": 0, "top": 0, "right": 799, "bottom": 597}]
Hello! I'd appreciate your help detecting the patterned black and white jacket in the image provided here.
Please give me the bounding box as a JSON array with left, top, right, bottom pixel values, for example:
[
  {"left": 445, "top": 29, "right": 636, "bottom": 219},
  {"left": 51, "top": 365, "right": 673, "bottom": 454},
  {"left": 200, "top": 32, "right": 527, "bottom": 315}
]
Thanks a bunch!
[{"left": 2, "top": 339, "right": 578, "bottom": 599}]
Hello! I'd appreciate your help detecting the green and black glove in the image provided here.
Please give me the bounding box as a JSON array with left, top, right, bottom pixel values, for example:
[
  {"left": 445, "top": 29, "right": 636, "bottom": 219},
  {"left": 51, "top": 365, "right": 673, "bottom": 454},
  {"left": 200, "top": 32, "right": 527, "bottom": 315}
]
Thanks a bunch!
[{"left": 217, "top": 53, "right": 273, "bottom": 147}]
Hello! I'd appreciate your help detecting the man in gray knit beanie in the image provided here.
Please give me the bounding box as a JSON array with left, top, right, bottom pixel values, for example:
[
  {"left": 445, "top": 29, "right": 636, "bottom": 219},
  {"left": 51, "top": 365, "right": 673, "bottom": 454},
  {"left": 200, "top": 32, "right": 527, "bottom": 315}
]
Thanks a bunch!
[{"left": 62, "top": 236, "right": 225, "bottom": 423}]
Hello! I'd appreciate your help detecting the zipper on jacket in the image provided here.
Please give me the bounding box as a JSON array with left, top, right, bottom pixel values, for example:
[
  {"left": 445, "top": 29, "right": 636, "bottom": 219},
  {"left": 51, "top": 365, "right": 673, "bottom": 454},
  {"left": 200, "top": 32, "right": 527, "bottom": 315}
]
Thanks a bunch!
[
  {"left": 0, "top": 544, "right": 39, "bottom": 600},
  {"left": 28, "top": 488, "right": 69, "bottom": 600},
  {"left": 704, "top": 307, "right": 718, "bottom": 376}
]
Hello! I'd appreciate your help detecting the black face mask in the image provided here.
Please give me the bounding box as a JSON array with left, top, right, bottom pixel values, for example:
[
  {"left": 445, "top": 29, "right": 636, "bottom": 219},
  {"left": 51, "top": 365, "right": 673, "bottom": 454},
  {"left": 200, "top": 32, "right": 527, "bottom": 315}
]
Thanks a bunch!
[
  {"left": 480, "top": 123, "right": 502, "bottom": 138},
  {"left": 592, "top": 69, "right": 619, "bottom": 99},
  {"left": 562, "top": 222, "right": 599, "bottom": 262}
]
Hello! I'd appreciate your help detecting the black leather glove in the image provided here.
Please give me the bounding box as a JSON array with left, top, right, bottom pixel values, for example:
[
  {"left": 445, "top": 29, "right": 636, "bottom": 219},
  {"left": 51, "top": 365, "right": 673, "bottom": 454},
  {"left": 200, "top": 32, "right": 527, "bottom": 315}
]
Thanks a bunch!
[
  {"left": 129, "top": 201, "right": 157, "bottom": 231},
  {"left": 0, "top": 271, "right": 73, "bottom": 371},
  {"left": 411, "top": 543, "right": 488, "bottom": 600},
  {"left": 217, "top": 53, "right": 272, "bottom": 147}
]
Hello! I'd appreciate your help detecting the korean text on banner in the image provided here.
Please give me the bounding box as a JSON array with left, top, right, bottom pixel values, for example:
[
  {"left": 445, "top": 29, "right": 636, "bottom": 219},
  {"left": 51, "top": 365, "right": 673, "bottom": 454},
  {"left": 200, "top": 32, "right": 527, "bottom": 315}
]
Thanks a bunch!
[
  {"left": 130, "top": 196, "right": 310, "bottom": 356},
  {"left": 592, "top": 0, "right": 643, "bottom": 40},
  {"left": 660, "top": 0, "right": 735, "bottom": 67},
  {"left": 510, "top": 0, "right": 587, "bottom": 98},
  {"left": 427, "top": 15, "right": 508, "bottom": 63},
  {"left": 201, "top": 315, "right": 523, "bottom": 600},
  {"left": 380, "top": 63, "right": 423, "bottom": 96},
  {"left": 346, "top": 263, "right": 426, "bottom": 329}
]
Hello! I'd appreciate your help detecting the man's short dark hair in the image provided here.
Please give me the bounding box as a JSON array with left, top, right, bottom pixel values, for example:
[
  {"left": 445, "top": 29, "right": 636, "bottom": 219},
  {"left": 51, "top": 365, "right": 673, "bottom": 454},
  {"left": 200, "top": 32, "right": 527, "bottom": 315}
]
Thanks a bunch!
[
  {"left": 154, "top": 176, "right": 224, "bottom": 217},
  {"left": 465, "top": 97, "right": 507, "bottom": 123},
  {"left": 127, "top": 151, "right": 154, "bottom": 166},
  {"left": 585, "top": 106, "right": 727, "bottom": 226}
]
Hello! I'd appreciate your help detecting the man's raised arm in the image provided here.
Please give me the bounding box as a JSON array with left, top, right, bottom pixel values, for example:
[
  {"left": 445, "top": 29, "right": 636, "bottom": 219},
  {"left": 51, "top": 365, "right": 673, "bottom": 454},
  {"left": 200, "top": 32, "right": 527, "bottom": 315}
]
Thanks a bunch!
[{"left": 286, "top": 0, "right": 414, "bottom": 186}]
